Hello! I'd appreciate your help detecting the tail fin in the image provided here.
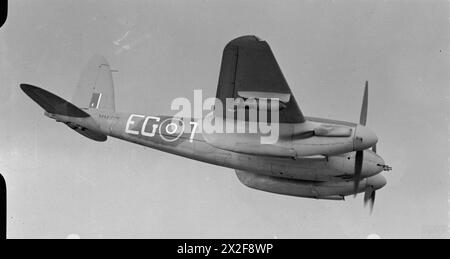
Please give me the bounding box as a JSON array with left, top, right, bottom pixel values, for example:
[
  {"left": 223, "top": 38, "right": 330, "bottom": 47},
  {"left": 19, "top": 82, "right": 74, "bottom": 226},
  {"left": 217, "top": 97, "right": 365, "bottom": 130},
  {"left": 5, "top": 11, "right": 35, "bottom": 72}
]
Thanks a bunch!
[{"left": 72, "top": 55, "right": 115, "bottom": 112}]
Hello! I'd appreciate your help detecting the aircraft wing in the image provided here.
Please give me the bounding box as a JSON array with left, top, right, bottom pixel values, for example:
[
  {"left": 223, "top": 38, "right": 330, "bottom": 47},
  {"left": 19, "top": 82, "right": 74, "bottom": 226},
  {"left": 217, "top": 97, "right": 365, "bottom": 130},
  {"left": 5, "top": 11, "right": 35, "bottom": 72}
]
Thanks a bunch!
[{"left": 215, "top": 35, "right": 305, "bottom": 123}]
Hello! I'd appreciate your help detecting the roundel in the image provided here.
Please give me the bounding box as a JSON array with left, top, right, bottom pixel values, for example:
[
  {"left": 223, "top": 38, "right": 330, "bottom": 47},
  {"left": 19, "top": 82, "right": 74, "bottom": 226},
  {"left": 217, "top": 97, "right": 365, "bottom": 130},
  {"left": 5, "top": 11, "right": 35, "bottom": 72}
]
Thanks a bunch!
[{"left": 159, "top": 118, "right": 185, "bottom": 142}]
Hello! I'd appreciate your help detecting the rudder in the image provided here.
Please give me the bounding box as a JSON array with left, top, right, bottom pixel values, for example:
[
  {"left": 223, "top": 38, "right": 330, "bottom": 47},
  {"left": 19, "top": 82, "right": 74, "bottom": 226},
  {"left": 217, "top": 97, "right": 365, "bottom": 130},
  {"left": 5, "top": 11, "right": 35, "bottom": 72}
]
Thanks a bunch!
[{"left": 72, "top": 55, "right": 115, "bottom": 112}]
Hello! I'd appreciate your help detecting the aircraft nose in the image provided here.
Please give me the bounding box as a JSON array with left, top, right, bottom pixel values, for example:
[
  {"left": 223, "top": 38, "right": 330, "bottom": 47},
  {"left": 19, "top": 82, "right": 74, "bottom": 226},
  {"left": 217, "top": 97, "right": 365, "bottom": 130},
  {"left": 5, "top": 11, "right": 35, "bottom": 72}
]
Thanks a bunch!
[
  {"left": 354, "top": 125, "right": 378, "bottom": 151},
  {"left": 366, "top": 174, "right": 387, "bottom": 190}
]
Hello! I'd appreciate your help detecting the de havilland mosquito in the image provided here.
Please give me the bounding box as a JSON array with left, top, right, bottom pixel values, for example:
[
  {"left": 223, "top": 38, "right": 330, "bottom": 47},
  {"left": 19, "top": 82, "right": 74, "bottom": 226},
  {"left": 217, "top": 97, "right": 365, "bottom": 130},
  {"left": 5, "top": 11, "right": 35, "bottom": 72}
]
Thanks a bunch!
[{"left": 21, "top": 35, "right": 391, "bottom": 211}]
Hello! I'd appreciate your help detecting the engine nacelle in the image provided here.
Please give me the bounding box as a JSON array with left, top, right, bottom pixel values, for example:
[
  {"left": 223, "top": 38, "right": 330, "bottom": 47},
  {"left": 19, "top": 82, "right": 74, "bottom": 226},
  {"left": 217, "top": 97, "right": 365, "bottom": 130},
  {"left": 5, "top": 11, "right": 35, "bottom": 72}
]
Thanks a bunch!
[
  {"left": 236, "top": 170, "right": 376, "bottom": 199},
  {"left": 202, "top": 117, "right": 356, "bottom": 158}
]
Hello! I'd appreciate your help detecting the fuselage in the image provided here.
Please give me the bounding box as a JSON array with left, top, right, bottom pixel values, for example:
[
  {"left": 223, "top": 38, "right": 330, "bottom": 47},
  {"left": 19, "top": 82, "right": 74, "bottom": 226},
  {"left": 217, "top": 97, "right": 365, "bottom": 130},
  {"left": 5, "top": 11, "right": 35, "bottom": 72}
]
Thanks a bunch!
[{"left": 52, "top": 109, "right": 385, "bottom": 183}]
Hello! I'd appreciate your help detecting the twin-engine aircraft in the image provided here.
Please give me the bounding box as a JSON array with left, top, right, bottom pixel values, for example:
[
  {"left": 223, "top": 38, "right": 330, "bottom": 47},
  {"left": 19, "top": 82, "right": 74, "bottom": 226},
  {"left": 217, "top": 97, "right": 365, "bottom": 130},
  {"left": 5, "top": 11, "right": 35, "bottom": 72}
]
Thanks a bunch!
[{"left": 21, "top": 35, "right": 391, "bottom": 211}]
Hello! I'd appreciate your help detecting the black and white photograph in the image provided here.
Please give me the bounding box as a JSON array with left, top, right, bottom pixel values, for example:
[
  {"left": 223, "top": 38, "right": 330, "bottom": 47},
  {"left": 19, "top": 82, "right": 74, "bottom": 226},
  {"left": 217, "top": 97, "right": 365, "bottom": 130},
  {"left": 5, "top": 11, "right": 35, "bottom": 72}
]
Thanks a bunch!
[{"left": 0, "top": 0, "right": 448, "bottom": 241}]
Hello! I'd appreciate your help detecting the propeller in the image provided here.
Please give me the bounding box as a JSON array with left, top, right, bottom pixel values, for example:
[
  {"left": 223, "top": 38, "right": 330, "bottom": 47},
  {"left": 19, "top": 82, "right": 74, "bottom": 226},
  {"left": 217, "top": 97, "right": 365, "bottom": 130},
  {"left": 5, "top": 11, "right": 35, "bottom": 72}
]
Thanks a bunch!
[
  {"left": 360, "top": 81, "right": 368, "bottom": 126},
  {"left": 353, "top": 151, "right": 363, "bottom": 195},
  {"left": 353, "top": 81, "right": 369, "bottom": 195},
  {"left": 364, "top": 186, "right": 376, "bottom": 213}
]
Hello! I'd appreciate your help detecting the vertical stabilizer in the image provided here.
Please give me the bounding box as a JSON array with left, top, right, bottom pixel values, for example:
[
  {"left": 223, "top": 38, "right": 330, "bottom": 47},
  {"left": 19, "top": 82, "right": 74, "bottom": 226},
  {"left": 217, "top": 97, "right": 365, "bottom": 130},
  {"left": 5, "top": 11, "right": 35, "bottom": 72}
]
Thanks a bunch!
[{"left": 72, "top": 55, "right": 115, "bottom": 111}]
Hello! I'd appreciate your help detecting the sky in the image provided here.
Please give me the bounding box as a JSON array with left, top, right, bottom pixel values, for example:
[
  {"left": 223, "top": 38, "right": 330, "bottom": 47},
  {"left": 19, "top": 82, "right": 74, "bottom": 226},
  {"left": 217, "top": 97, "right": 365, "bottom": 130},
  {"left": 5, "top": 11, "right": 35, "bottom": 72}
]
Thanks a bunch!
[{"left": 0, "top": 0, "right": 449, "bottom": 238}]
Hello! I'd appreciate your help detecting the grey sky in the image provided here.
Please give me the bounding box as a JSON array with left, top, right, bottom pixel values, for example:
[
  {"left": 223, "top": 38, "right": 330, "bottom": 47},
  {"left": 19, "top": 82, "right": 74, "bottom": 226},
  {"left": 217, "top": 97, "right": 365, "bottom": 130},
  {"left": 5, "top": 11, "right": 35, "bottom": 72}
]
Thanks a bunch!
[{"left": 0, "top": 0, "right": 448, "bottom": 238}]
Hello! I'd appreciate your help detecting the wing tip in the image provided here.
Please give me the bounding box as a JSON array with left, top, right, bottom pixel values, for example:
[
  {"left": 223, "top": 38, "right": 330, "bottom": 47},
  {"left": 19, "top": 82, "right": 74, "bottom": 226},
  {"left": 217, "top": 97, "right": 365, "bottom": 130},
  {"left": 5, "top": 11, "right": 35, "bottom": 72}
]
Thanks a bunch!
[
  {"left": 226, "top": 35, "right": 264, "bottom": 48},
  {"left": 20, "top": 83, "right": 37, "bottom": 93}
]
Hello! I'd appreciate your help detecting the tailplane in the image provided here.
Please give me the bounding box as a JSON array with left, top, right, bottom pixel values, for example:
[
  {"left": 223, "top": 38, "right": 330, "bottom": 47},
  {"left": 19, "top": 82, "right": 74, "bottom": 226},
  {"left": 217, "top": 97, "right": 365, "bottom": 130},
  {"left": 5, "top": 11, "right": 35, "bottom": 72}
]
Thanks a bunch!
[
  {"left": 20, "top": 55, "right": 115, "bottom": 142},
  {"left": 20, "top": 84, "right": 89, "bottom": 117},
  {"left": 20, "top": 84, "right": 107, "bottom": 142}
]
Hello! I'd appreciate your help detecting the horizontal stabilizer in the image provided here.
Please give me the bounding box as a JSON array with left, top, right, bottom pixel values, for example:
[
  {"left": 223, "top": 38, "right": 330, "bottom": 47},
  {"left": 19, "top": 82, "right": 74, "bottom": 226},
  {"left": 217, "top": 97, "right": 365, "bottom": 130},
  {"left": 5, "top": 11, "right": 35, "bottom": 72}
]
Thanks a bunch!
[
  {"left": 20, "top": 84, "right": 107, "bottom": 142},
  {"left": 20, "top": 84, "right": 90, "bottom": 117}
]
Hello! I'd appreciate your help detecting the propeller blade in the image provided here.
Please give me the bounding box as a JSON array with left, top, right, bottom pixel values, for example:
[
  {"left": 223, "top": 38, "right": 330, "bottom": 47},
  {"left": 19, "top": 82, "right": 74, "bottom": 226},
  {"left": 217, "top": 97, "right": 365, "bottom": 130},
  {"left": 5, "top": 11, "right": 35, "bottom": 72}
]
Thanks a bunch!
[
  {"left": 353, "top": 150, "right": 363, "bottom": 196},
  {"left": 359, "top": 81, "right": 368, "bottom": 126},
  {"left": 364, "top": 187, "right": 372, "bottom": 205},
  {"left": 370, "top": 191, "right": 376, "bottom": 213},
  {"left": 372, "top": 144, "right": 377, "bottom": 153},
  {"left": 364, "top": 187, "right": 376, "bottom": 213}
]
